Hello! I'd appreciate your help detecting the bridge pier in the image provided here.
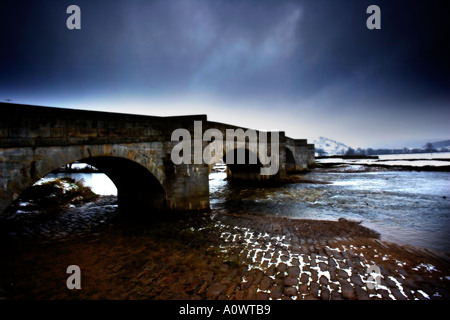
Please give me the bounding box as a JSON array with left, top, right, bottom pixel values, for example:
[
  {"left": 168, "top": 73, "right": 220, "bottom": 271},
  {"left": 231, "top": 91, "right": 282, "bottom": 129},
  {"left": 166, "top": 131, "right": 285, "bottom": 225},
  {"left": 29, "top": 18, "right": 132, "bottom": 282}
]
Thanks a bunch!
[{"left": 164, "top": 163, "right": 210, "bottom": 211}]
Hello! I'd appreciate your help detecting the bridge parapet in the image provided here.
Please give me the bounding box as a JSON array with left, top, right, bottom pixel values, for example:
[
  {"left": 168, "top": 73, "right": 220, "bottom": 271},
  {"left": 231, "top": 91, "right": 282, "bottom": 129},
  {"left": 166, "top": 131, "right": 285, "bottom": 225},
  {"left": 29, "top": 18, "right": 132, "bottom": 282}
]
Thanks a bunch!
[{"left": 0, "top": 103, "right": 208, "bottom": 148}]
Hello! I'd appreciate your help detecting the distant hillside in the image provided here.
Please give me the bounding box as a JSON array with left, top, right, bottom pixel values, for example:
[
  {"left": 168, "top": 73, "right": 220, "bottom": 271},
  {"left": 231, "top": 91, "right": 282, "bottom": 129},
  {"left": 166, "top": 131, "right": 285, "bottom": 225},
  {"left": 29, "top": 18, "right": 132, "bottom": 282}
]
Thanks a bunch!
[
  {"left": 313, "top": 137, "right": 350, "bottom": 155},
  {"left": 371, "top": 138, "right": 448, "bottom": 149},
  {"left": 314, "top": 137, "right": 450, "bottom": 157},
  {"left": 423, "top": 140, "right": 450, "bottom": 149}
]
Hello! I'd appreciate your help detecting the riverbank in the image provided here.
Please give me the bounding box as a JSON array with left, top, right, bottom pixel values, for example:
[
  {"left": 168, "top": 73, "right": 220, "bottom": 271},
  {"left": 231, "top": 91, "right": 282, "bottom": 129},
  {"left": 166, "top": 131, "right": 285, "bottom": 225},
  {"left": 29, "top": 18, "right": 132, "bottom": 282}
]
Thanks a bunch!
[
  {"left": 0, "top": 196, "right": 448, "bottom": 300},
  {"left": 315, "top": 155, "right": 450, "bottom": 172}
]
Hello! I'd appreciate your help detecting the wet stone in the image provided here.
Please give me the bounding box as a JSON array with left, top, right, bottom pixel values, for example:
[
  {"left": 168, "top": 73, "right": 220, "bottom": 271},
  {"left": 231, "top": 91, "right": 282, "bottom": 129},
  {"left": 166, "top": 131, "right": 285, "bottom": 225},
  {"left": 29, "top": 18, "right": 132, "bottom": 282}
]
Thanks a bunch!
[
  {"left": 243, "top": 275, "right": 253, "bottom": 289},
  {"left": 397, "top": 268, "right": 409, "bottom": 278},
  {"left": 328, "top": 267, "right": 337, "bottom": 281},
  {"left": 329, "top": 283, "right": 340, "bottom": 291},
  {"left": 255, "top": 252, "right": 264, "bottom": 262},
  {"left": 328, "top": 257, "right": 337, "bottom": 268},
  {"left": 256, "top": 292, "right": 269, "bottom": 300},
  {"left": 311, "top": 269, "right": 318, "bottom": 282},
  {"left": 390, "top": 288, "right": 407, "bottom": 300},
  {"left": 413, "top": 274, "right": 425, "bottom": 283},
  {"left": 331, "top": 291, "right": 343, "bottom": 300},
  {"left": 347, "top": 249, "right": 357, "bottom": 258},
  {"left": 269, "top": 285, "right": 283, "bottom": 300},
  {"left": 310, "top": 282, "right": 319, "bottom": 298},
  {"left": 321, "top": 286, "right": 330, "bottom": 300},
  {"left": 261, "top": 260, "right": 269, "bottom": 269},
  {"left": 266, "top": 265, "right": 275, "bottom": 277},
  {"left": 378, "top": 264, "right": 389, "bottom": 276},
  {"left": 299, "top": 284, "right": 308, "bottom": 295},
  {"left": 259, "top": 276, "right": 272, "bottom": 291},
  {"left": 401, "top": 287, "right": 415, "bottom": 300},
  {"left": 350, "top": 275, "right": 365, "bottom": 287},
  {"left": 405, "top": 278, "right": 418, "bottom": 290},
  {"left": 274, "top": 273, "right": 284, "bottom": 284},
  {"left": 341, "top": 251, "right": 351, "bottom": 260},
  {"left": 291, "top": 246, "right": 301, "bottom": 254},
  {"left": 337, "top": 269, "right": 349, "bottom": 279},
  {"left": 239, "top": 250, "right": 248, "bottom": 263},
  {"left": 206, "top": 282, "right": 227, "bottom": 300},
  {"left": 365, "top": 285, "right": 377, "bottom": 296},
  {"left": 290, "top": 258, "right": 299, "bottom": 266},
  {"left": 394, "top": 276, "right": 406, "bottom": 286},
  {"left": 302, "top": 255, "right": 310, "bottom": 264},
  {"left": 419, "top": 284, "right": 435, "bottom": 298},
  {"left": 383, "top": 276, "right": 397, "bottom": 288},
  {"left": 245, "top": 285, "right": 257, "bottom": 300},
  {"left": 354, "top": 287, "right": 370, "bottom": 300},
  {"left": 413, "top": 290, "right": 429, "bottom": 300},
  {"left": 284, "top": 277, "right": 298, "bottom": 287},
  {"left": 384, "top": 262, "right": 395, "bottom": 274},
  {"left": 9, "top": 194, "right": 450, "bottom": 301},
  {"left": 319, "top": 275, "right": 328, "bottom": 286},
  {"left": 203, "top": 270, "right": 215, "bottom": 282},
  {"left": 300, "top": 273, "right": 309, "bottom": 284},
  {"left": 333, "top": 251, "right": 344, "bottom": 260},
  {"left": 284, "top": 287, "right": 297, "bottom": 297},
  {"left": 352, "top": 259, "right": 364, "bottom": 270},
  {"left": 341, "top": 285, "right": 355, "bottom": 300},
  {"left": 378, "top": 289, "right": 391, "bottom": 300},
  {"left": 226, "top": 283, "right": 237, "bottom": 296},
  {"left": 277, "top": 263, "right": 287, "bottom": 273},
  {"left": 345, "top": 259, "right": 354, "bottom": 268},
  {"left": 287, "top": 266, "right": 300, "bottom": 278}
]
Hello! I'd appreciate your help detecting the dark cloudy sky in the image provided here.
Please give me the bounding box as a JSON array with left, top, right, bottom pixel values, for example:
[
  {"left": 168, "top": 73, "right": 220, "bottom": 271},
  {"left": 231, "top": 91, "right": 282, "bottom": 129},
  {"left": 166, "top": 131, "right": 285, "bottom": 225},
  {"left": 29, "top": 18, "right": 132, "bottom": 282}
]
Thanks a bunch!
[{"left": 1, "top": 0, "right": 449, "bottom": 148}]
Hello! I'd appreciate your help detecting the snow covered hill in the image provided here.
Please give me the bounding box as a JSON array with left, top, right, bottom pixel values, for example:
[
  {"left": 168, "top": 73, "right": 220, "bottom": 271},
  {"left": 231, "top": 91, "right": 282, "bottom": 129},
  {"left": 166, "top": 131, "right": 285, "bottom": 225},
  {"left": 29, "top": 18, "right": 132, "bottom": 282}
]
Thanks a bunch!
[{"left": 313, "top": 137, "right": 351, "bottom": 156}]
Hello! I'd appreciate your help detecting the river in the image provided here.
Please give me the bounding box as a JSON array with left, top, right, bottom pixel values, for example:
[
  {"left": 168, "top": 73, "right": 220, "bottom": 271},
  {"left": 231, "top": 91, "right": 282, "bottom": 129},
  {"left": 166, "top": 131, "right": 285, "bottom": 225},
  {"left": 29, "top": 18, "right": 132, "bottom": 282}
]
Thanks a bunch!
[{"left": 43, "top": 161, "right": 450, "bottom": 253}]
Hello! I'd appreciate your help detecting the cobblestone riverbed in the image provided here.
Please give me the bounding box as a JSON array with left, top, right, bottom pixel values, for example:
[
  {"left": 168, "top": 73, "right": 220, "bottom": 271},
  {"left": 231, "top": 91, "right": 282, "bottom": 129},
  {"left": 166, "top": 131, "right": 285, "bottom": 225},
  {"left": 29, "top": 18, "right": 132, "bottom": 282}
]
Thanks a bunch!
[{"left": 0, "top": 196, "right": 449, "bottom": 300}]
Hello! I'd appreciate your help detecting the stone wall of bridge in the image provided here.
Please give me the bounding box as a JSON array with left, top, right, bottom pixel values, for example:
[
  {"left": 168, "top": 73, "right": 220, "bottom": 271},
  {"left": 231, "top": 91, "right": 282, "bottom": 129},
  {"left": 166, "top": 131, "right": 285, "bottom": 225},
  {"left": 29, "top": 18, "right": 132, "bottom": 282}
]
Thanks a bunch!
[{"left": 0, "top": 102, "right": 315, "bottom": 214}]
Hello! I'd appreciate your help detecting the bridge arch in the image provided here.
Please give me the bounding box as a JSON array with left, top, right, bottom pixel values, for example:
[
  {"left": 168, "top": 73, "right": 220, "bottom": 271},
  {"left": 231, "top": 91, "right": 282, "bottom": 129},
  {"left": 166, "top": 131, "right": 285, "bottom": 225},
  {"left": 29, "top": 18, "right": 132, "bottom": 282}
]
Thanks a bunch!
[
  {"left": 222, "top": 147, "right": 265, "bottom": 181},
  {"left": 82, "top": 156, "right": 166, "bottom": 213},
  {"left": 2, "top": 144, "right": 167, "bottom": 214}
]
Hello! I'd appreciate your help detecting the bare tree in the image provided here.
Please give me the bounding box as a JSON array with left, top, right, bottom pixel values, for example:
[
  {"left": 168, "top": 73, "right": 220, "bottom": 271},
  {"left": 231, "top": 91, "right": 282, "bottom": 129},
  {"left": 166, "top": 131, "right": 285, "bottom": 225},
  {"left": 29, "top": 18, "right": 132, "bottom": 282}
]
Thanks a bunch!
[{"left": 425, "top": 142, "right": 434, "bottom": 155}]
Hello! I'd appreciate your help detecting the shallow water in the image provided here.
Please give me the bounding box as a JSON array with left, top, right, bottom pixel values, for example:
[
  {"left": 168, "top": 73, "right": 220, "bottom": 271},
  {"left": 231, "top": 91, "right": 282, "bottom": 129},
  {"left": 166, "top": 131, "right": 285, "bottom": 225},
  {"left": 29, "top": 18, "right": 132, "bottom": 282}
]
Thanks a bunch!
[
  {"left": 11, "top": 165, "right": 450, "bottom": 253},
  {"left": 210, "top": 167, "right": 450, "bottom": 252}
]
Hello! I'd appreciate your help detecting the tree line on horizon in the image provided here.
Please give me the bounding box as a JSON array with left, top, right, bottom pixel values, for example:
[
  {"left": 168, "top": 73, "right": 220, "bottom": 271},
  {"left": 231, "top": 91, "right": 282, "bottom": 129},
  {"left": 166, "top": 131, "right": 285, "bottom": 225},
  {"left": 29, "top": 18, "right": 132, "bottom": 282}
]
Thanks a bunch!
[{"left": 316, "top": 142, "right": 449, "bottom": 157}]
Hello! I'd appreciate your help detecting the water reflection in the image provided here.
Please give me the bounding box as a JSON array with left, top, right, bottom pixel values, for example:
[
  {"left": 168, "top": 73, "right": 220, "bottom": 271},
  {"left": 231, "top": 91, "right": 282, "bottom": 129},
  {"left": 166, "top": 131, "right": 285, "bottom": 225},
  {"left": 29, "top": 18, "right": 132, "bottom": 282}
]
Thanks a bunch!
[{"left": 209, "top": 167, "right": 450, "bottom": 252}]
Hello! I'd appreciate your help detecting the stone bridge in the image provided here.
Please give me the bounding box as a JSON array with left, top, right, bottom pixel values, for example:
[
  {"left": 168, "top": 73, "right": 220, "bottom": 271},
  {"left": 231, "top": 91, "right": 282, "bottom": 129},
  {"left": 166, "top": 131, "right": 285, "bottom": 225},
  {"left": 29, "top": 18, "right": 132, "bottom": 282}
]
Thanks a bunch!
[{"left": 0, "top": 102, "right": 314, "bottom": 214}]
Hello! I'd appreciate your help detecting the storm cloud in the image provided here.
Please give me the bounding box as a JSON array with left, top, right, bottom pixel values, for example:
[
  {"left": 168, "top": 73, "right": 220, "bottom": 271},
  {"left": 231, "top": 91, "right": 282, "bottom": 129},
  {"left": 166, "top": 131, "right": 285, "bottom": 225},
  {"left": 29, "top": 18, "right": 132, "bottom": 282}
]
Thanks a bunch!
[{"left": 1, "top": 0, "right": 449, "bottom": 147}]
